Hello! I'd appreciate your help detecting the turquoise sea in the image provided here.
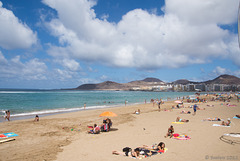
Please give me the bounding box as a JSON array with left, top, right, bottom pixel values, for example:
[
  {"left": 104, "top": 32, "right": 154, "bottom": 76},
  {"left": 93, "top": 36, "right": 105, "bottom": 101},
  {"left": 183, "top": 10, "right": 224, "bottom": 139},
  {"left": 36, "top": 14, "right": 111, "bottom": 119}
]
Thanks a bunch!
[{"left": 0, "top": 89, "right": 196, "bottom": 121}]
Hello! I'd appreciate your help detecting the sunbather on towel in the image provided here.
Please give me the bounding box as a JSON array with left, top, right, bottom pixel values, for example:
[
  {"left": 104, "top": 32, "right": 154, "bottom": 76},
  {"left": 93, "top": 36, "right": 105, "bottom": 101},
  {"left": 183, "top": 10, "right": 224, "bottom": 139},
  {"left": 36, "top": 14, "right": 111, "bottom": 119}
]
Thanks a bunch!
[
  {"left": 112, "top": 148, "right": 140, "bottom": 158},
  {"left": 221, "top": 118, "right": 231, "bottom": 126},
  {"left": 176, "top": 117, "right": 189, "bottom": 122},
  {"left": 141, "top": 142, "right": 165, "bottom": 152},
  {"left": 236, "top": 115, "right": 240, "bottom": 118},
  {"left": 180, "top": 110, "right": 191, "bottom": 114},
  {"left": 203, "top": 117, "right": 221, "bottom": 121}
]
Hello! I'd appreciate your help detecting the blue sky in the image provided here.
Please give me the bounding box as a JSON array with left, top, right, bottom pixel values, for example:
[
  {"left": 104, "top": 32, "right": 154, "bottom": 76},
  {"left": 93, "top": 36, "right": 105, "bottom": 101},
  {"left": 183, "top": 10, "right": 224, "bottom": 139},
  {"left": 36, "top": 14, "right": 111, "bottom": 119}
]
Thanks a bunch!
[{"left": 0, "top": 0, "right": 239, "bottom": 89}]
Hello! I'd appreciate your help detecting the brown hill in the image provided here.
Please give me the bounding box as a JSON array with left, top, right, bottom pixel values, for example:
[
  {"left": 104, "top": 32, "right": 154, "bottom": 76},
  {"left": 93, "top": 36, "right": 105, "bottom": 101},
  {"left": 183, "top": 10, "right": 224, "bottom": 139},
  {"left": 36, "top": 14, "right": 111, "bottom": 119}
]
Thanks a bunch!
[
  {"left": 204, "top": 74, "right": 240, "bottom": 85},
  {"left": 173, "top": 79, "right": 196, "bottom": 85},
  {"left": 76, "top": 81, "right": 129, "bottom": 90},
  {"left": 142, "top": 77, "right": 163, "bottom": 82}
]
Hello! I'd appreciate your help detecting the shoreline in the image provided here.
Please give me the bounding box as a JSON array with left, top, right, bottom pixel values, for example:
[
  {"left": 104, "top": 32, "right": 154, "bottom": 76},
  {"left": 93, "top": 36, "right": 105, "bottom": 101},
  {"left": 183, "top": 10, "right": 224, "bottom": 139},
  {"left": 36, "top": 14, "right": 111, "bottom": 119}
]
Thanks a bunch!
[
  {"left": 0, "top": 91, "right": 197, "bottom": 122},
  {"left": 0, "top": 93, "right": 239, "bottom": 161}
]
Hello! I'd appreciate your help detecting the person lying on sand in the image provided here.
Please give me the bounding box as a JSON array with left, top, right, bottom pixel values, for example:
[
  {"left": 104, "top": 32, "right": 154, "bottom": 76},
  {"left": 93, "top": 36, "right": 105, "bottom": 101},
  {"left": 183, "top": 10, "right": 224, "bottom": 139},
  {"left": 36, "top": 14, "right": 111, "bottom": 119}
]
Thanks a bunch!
[
  {"left": 236, "top": 115, "right": 240, "bottom": 118},
  {"left": 141, "top": 142, "right": 165, "bottom": 152},
  {"left": 203, "top": 117, "right": 221, "bottom": 121},
  {"left": 165, "top": 125, "right": 174, "bottom": 138},
  {"left": 207, "top": 104, "right": 214, "bottom": 107},
  {"left": 180, "top": 110, "right": 191, "bottom": 114},
  {"left": 221, "top": 118, "right": 231, "bottom": 126},
  {"left": 112, "top": 147, "right": 140, "bottom": 158},
  {"left": 176, "top": 117, "right": 189, "bottom": 122},
  {"left": 88, "top": 124, "right": 100, "bottom": 134}
]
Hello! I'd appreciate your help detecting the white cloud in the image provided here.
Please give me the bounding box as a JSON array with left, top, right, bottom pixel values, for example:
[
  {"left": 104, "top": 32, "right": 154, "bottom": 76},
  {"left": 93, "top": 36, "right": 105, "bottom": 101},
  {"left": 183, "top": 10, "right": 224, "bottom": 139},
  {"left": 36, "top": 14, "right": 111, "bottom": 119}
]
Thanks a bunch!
[
  {"left": 42, "top": 0, "right": 239, "bottom": 70},
  {"left": 212, "top": 66, "right": 229, "bottom": 75},
  {"left": 0, "top": 1, "right": 37, "bottom": 49},
  {"left": 0, "top": 51, "right": 47, "bottom": 80}
]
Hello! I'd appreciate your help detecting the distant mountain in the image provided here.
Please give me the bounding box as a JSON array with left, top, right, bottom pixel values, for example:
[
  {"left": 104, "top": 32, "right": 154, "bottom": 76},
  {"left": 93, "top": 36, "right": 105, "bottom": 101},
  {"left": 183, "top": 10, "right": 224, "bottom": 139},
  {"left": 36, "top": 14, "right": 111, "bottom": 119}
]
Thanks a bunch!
[
  {"left": 75, "top": 81, "right": 129, "bottom": 90},
  {"left": 142, "top": 77, "right": 163, "bottom": 82},
  {"left": 127, "top": 77, "right": 165, "bottom": 87},
  {"left": 71, "top": 75, "right": 240, "bottom": 90},
  {"left": 173, "top": 79, "right": 193, "bottom": 85},
  {"left": 203, "top": 74, "right": 240, "bottom": 85}
]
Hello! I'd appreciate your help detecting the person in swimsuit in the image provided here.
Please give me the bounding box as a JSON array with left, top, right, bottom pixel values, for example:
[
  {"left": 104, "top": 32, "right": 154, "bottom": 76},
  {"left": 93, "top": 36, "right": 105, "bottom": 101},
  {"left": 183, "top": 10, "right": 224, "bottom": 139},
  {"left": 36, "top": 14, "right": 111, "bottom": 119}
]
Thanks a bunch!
[
  {"left": 221, "top": 118, "right": 231, "bottom": 126},
  {"left": 203, "top": 117, "right": 221, "bottom": 121},
  {"left": 176, "top": 117, "right": 189, "bottom": 122},
  {"left": 165, "top": 125, "right": 174, "bottom": 138},
  {"left": 140, "top": 142, "right": 165, "bottom": 152},
  {"left": 112, "top": 148, "right": 140, "bottom": 158}
]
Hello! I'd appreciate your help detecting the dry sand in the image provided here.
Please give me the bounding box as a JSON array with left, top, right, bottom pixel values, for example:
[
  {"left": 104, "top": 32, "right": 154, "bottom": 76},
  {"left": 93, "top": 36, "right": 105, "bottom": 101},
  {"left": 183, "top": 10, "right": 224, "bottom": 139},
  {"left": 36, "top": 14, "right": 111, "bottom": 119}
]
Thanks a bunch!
[{"left": 0, "top": 94, "right": 239, "bottom": 161}]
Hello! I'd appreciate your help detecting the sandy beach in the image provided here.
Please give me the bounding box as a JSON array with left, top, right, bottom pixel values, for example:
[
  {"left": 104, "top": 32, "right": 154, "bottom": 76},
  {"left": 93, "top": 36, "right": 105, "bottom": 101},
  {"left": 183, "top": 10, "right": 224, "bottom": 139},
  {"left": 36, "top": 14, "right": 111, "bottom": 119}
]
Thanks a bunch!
[{"left": 0, "top": 94, "right": 240, "bottom": 161}]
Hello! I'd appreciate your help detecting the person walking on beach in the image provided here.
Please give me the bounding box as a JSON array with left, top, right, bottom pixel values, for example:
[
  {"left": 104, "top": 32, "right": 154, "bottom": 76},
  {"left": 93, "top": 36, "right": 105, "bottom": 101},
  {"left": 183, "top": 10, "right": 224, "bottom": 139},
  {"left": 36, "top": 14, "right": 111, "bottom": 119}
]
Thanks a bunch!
[
  {"left": 193, "top": 104, "right": 197, "bottom": 115},
  {"left": 6, "top": 110, "right": 10, "bottom": 121},
  {"left": 84, "top": 103, "right": 86, "bottom": 110},
  {"left": 158, "top": 100, "right": 161, "bottom": 112}
]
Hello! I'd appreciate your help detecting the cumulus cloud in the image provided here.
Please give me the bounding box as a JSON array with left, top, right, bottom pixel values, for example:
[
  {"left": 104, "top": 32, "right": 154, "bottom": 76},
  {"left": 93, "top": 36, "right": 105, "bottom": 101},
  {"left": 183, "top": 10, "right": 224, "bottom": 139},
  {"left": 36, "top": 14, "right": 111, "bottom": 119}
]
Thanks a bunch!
[
  {"left": 42, "top": 0, "right": 239, "bottom": 70},
  {"left": 0, "top": 1, "right": 37, "bottom": 49},
  {"left": 0, "top": 51, "right": 47, "bottom": 80},
  {"left": 212, "top": 66, "right": 230, "bottom": 75}
]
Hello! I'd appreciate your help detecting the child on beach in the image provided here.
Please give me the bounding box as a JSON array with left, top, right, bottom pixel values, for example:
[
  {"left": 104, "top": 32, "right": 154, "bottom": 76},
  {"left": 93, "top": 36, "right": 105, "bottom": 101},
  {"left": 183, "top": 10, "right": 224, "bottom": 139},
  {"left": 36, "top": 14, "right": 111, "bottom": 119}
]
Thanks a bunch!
[
  {"left": 34, "top": 115, "right": 39, "bottom": 121},
  {"left": 88, "top": 124, "right": 100, "bottom": 134}
]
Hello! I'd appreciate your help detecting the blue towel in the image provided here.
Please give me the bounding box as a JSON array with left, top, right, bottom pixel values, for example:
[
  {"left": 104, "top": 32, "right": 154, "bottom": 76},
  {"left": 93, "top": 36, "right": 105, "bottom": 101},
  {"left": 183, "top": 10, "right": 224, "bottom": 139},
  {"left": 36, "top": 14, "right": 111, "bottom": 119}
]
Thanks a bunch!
[
  {"left": 233, "top": 116, "right": 240, "bottom": 119},
  {"left": 3, "top": 132, "right": 18, "bottom": 137}
]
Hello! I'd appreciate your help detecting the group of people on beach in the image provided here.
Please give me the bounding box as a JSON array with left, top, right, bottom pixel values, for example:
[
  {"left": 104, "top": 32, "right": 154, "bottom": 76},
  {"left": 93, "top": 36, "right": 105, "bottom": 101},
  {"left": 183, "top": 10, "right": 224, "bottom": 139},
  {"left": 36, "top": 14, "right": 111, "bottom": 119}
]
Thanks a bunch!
[
  {"left": 112, "top": 142, "right": 166, "bottom": 158},
  {"left": 88, "top": 118, "right": 112, "bottom": 134}
]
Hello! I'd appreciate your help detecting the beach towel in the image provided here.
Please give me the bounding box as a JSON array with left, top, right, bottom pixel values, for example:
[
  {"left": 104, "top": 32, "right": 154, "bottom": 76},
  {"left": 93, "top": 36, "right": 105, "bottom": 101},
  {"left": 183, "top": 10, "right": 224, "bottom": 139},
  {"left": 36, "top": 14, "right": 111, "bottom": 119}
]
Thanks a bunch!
[
  {"left": 3, "top": 132, "right": 18, "bottom": 137},
  {"left": 212, "top": 124, "right": 230, "bottom": 127},
  {"left": 227, "top": 105, "right": 237, "bottom": 107},
  {"left": 0, "top": 134, "right": 7, "bottom": 139},
  {"left": 173, "top": 135, "right": 191, "bottom": 140},
  {"left": 233, "top": 116, "right": 240, "bottom": 119},
  {"left": 171, "top": 122, "right": 184, "bottom": 124},
  {"left": 224, "top": 133, "right": 240, "bottom": 137}
]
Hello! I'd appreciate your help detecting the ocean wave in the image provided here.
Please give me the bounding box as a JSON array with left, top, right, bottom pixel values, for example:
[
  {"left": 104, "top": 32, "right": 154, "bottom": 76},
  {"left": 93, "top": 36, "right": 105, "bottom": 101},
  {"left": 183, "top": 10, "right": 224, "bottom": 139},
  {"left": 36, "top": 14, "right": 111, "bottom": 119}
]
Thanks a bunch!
[{"left": 0, "top": 104, "right": 113, "bottom": 117}]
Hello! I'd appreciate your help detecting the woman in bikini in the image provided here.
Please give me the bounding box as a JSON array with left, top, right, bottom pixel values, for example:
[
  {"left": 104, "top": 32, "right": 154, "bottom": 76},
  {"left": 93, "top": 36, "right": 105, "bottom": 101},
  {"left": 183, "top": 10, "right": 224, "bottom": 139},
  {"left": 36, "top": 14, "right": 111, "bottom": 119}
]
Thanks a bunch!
[{"left": 176, "top": 117, "right": 189, "bottom": 122}]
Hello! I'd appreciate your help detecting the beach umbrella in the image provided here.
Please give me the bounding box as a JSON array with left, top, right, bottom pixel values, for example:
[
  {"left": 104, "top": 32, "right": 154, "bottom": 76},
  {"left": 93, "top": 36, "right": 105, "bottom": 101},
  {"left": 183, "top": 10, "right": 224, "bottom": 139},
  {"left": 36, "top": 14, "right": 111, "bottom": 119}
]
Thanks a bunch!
[
  {"left": 174, "top": 100, "right": 182, "bottom": 104},
  {"left": 99, "top": 111, "right": 117, "bottom": 117}
]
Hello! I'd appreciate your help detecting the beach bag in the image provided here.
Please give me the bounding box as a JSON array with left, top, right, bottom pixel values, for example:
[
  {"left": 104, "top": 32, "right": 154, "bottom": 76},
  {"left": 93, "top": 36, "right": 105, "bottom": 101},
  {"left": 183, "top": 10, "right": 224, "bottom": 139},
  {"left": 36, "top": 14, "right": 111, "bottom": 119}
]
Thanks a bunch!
[{"left": 123, "top": 147, "right": 131, "bottom": 153}]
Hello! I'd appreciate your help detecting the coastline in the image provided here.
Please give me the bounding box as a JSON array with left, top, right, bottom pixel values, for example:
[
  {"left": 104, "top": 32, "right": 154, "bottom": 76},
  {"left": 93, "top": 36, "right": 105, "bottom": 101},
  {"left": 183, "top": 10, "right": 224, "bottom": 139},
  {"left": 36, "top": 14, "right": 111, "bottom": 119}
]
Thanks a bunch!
[
  {"left": 0, "top": 90, "right": 197, "bottom": 122},
  {"left": 0, "top": 94, "right": 239, "bottom": 161}
]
